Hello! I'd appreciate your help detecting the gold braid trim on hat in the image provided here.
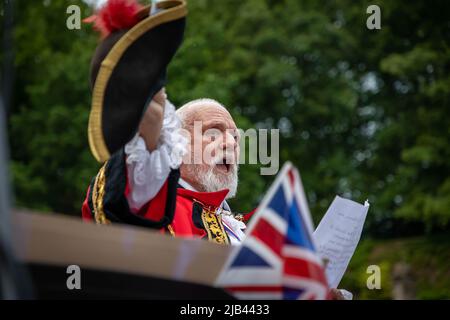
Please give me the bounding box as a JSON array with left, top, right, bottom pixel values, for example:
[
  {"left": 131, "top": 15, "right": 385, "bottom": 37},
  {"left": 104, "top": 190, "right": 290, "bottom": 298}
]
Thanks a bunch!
[
  {"left": 88, "top": 0, "right": 188, "bottom": 162},
  {"left": 92, "top": 163, "right": 110, "bottom": 225}
]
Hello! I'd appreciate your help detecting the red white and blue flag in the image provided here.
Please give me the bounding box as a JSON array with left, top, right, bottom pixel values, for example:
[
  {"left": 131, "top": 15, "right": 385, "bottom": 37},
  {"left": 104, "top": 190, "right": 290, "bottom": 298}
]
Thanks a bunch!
[{"left": 216, "top": 162, "right": 329, "bottom": 300}]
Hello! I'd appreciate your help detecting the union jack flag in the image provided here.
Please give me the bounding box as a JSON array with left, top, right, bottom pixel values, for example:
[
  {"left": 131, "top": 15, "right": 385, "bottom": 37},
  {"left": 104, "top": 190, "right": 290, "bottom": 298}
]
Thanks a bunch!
[{"left": 216, "top": 162, "right": 329, "bottom": 299}]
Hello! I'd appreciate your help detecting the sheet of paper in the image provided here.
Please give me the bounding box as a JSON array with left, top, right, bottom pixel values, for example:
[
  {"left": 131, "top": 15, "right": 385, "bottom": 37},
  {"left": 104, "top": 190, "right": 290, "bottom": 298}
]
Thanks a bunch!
[{"left": 313, "top": 196, "right": 369, "bottom": 288}]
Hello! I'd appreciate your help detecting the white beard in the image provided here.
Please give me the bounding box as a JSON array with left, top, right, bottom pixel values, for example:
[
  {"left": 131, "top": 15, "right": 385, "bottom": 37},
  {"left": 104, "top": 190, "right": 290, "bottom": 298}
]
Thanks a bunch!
[{"left": 186, "top": 164, "right": 239, "bottom": 199}]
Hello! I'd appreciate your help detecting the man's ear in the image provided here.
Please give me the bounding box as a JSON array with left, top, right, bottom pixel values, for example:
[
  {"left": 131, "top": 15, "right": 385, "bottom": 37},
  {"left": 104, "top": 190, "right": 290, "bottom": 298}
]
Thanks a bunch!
[{"left": 179, "top": 163, "right": 188, "bottom": 179}]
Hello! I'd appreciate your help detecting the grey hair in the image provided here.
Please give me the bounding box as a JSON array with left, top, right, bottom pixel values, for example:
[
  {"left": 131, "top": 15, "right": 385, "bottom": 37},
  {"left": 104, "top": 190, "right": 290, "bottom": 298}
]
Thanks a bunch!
[{"left": 176, "top": 98, "right": 228, "bottom": 128}]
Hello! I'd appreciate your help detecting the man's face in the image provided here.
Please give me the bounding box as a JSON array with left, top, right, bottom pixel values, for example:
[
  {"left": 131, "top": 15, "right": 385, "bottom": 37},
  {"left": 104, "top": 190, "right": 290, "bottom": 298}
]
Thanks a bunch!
[{"left": 180, "top": 103, "right": 240, "bottom": 198}]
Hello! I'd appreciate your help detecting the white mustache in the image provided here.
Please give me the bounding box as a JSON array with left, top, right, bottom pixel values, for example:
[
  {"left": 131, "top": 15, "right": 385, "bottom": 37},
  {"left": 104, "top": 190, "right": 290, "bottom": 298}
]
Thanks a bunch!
[{"left": 212, "top": 151, "right": 237, "bottom": 165}]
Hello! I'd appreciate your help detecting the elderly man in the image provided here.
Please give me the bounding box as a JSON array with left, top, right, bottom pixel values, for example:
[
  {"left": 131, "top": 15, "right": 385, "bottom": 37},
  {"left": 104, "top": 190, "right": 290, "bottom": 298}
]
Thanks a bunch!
[
  {"left": 81, "top": 90, "right": 349, "bottom": 299},
  {"left": 177, "top": 98, "right": 240, "bottom": 200},
  {"left": 82, "top": 89, "right": 249, "bottom": 245}
]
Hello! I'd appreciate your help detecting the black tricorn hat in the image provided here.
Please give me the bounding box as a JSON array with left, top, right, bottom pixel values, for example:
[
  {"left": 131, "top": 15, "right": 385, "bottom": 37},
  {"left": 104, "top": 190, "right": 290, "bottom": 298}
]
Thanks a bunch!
[{"left": 87, "top": 0, "right": 187, "bottom": 162}]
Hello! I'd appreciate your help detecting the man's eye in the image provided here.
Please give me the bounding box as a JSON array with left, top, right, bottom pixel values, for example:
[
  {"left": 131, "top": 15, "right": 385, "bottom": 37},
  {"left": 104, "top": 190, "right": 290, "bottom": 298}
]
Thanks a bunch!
[{"left": 204, "top": 133, "right": 216, "bottom": 141}]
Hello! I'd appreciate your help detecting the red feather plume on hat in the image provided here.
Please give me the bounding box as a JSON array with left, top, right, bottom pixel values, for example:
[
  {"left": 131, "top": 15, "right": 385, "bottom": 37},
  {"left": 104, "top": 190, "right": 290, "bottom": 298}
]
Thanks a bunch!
[{"left": 84, "top": 0, "right": 144, "bottom": 38}]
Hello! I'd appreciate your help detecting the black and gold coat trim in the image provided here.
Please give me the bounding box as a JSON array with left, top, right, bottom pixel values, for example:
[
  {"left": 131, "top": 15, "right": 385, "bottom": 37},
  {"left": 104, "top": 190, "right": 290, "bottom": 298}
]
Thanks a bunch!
[
  {"left": 87, "top": 148, "right": 179, "bottom": 229},
  {"left": 192, "top": 201, "right": 230, "bottom": 245}
]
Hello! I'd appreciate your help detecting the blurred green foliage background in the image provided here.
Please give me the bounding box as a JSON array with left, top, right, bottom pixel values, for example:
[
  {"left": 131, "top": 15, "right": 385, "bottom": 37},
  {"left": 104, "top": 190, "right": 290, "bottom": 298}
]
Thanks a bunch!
[{"left": 1, "top": 0, "right": 449, "bottom": 299}]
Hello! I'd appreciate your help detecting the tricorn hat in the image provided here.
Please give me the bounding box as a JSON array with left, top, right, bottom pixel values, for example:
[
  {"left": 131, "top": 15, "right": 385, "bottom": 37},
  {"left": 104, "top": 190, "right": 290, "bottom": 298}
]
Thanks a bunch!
[{"left": 86, "top": 0, "right": 187, "bottom": 162}]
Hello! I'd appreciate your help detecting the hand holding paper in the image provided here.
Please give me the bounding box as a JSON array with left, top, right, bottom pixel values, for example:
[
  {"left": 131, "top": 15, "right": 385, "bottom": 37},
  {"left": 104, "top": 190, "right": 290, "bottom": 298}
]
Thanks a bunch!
[{"left": 313, "top": 196, "right": 370, "bottom": 288}]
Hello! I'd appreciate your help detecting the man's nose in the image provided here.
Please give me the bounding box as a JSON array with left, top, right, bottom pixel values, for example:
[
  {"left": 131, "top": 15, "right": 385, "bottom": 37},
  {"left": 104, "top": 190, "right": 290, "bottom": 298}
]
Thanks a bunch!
[{"left": 220, "top": 132, "right": 238, "bottom": 151}]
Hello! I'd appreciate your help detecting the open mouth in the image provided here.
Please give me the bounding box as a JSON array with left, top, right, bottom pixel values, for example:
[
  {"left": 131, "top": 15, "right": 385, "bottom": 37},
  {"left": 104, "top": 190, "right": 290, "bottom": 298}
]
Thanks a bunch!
[
  {"left": 216, "top": 164, "right": 230, "bottom": 173},
  {"left": 215, "top": 159, "right": 231, "bottom": 173}
]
